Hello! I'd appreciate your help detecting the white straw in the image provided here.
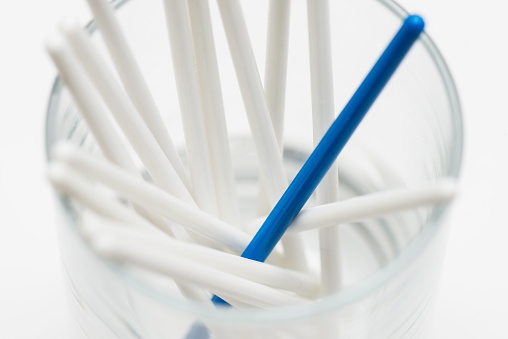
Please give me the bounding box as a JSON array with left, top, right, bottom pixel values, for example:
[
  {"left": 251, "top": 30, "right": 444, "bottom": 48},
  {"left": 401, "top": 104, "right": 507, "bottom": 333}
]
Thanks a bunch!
[
  {"left": 91, "top": 232, "right": 307, "bottom": 309},
  {"left": 288, "top": 180, "right": 457, "bottom": 233},
  {"left": 83, "top": 222, "right": 319, "bottom": 297},
  {"left": 47, "top": 163, "right": 162, "bottom": 233},
  {"left": 45, "top": 35, "right": 199, "bottom": 246},
  {"left": 161, "top": 0, "right": 220, "bottom": 216},
  {"left": 245, "top": 180, "right": 457, "bottom": 234},
  {"left": 264, "top": 0, "right": 291, "bottom": 149},
  {"left": 187, "top": 0, "right": 240, "bottom": 224},
  {"left": 307, "top": 0, "right": 341, "bottom": 295},
  {"left": 216, "top": 0, "right": 307, "bottom": 271},
  {"left": 79, "top": 214, "right": 211, "bottom": 304},
  {"left": 45, "top": 36, "right": 135, "bottom": 170},
  {"left": 52, "top": 143, "right": 253, "bottom": 254},
  {"left": 256, "top": 0, "right": 291, "bottom": 217},
  {"left": 83, "top": 0, "right": 188, "bottom": 188},
  {"left": 50, "top": 167, "right": 212, "bottom": 303},
  {"left": 216, "top": 0, "right": 286, "bottom": 205},
  {"left": 59, "top": 20, "right": 193, "bottom": 203}
]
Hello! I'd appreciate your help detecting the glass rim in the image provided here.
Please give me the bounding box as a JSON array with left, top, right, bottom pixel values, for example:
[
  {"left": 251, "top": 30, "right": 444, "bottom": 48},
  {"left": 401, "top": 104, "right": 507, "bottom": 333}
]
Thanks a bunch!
[{"left": 44, "top": 0, "right": 463, "bottom": 326}]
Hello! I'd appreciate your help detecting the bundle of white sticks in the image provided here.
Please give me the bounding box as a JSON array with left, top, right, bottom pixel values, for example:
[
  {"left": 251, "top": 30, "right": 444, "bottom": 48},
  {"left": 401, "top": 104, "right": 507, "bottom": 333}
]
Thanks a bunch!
[{"left": 46, "top": 0, "right": 456, "bottom": 308}]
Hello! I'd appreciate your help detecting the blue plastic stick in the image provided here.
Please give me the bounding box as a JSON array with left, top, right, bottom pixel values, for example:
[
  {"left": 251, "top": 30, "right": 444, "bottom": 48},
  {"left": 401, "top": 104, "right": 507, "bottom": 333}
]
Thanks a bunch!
[
  {"left": 240, "top": 14, "right": 424, "bottom": 264},
  {"left": 188, "top": 14, "right": 425, "bottom": 337},
  {"left": 210, "top": 13, "right": 424, "bottom": 306}
]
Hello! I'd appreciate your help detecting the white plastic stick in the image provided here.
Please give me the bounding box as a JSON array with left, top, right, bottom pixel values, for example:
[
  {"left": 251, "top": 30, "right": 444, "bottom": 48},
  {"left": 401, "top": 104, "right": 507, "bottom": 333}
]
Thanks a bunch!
[
  {"left": 264, "top": 0, "right": 291, "bottom": 149},
  {"left": 46, "top": 24, "right": 213, "bottom": 301},
  {"left": 257, "top": 0, "right": 291, "bottom": 217},
  {"left": 45, "top": 36, "right": 135, "bottom": 170},
  {"left": 187, "top": 0, "right": 240, "bottom": 224},
  {"left": 216, "top": 0, "right": 307, "bottom": 271},
  {"left": 83, "top": 222, "right": 319, "bottom": 297},
  {"left": 60, "top": 19, "right": 189, "bottom": 189},
  {"left": 46, "top": 35, "right": 199, "bottom": 246},
  {"left": 48, "top": 163, "right": 207, "bottom": 278},
  {"left": 287, "top": 180, "right": 457, "bottom": 233},
  {"left": 91, "top": 232, "right": 306, "bottom": 309},
  {"left": 216, "top": 0, "right": 286, "bottom": 205},
  {"left": 48, "top": 163, "right": 162, "bottom": 233},
  {"left": 52, "top": 144, "right": 253, "bottom": 254},
  {"left": 307, "top": 0, "right": 341, "bottom": 295},
  {"left": 161, "top": 0, "right": 219, "bottom": 216},
  {"left": 79, "top": 214, "right": 210, "bottom": 304},
  {"left": 245, "top": 180, "right": 457, "bottom": 233},
  {"left": 51, "top": 171, "right": 211, "bottom": 304},
  {"left": 59, "top": 21, "right": 193, "bottom": 203},
  {"left": 83, "top": 0, "right": 188, "bottom": 187}
]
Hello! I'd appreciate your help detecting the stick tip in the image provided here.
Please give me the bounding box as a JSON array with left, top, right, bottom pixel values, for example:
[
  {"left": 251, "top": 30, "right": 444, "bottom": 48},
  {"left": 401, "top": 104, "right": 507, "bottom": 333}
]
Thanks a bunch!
[
  {"left": 436, "top": 178, "right": 458, "bottom": 202},
  {"left": 45, "top": 34, "right": 65, "bottom": 55},
  {"left": 91, "top": 234, "right": 120, "bottom": 260},
  {"left": 404, "top": 15, "right": 425, "bottom": 34},
  {"left": 79, "top": 213, "right": 104, "bottom": 240},
  {"left": 47, "top": 162, "right": 69, "bottom": 187},
  {"left": 58, "top": 17, "right": 82, "bottom": 37},
  {"left": 51, "top": 141, "right": 76, "bottom": 162}
]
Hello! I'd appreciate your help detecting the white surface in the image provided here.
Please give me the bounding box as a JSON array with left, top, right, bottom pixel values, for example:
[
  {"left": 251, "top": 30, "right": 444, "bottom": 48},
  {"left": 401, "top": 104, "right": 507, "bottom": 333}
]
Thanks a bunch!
[{"left": 0, "top": 0, "right": 507, "bottom": 337}]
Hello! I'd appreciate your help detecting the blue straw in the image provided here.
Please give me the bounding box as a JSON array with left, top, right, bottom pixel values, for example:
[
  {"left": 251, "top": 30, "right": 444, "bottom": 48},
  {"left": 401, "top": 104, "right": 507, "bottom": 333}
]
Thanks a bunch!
[
  {"left": 240, "top": 14, "right": 424, "bottom": 264},
  {"left": 188, "top": 14, "right": 425, "bottom": 337}
]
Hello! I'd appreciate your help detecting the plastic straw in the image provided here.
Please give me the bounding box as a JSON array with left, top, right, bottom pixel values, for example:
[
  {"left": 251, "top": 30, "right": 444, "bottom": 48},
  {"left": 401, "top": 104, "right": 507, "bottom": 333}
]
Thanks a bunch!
[
  {"left": 216, "top": 0, "right": 308, "bottom": 271},
  {"left": 82, "top": 222, "right": 319, "bottom": 297},
  {"left": 45, "top": 36, "right": 135, "bottom": 170},
  {"left": 48, "top": 163, "right": 160, "bottom": 232},
  {"left": 59, "top": 20, "right": 193, "bottom": 203},
  {"left": 50, "top": 164, "right": 217, "bottom": 303},
  {"left": 187, "top": 0, "right": 240, "bottom": 224},
  {"left": 52, "top": 143, "right": 254, "bottom": 254},
  {"left": 162, "top": 0, "right": 220, "bottom": 216},
  {"left": 291, "top": 180, "right": 455, "bottom": 232},
  {"left": 307, "top": 0, "right": 342, "bottom": 295},
  {"left": 243, "top": 179, "right": 456, "bottom": 233},
  {"left": 91, "top": 231, "right": 307, "bottom": 308},
  {"left": 256, "top": 0, "right": 291, "bottom": 218},
  {"left": 216, "top": 0, "right": 286, "bottom": 207},
  {"left": 241, "top": 15, "right": 425, "bottom": 264},
  {"left": 264, "top": 0, "right": 291, "bottom": 149},
  {"left": 46, "top": 35, "right": 200, "bottom": 248},
  {"left": 84, "top": 0, "right": 189, "bottom": 188}
]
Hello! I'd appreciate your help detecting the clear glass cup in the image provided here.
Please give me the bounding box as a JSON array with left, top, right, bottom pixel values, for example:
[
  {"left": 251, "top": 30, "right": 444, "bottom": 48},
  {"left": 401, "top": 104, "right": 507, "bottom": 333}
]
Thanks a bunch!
[{"left": 45, "top": 0, "right": 462, "bottom": 338}]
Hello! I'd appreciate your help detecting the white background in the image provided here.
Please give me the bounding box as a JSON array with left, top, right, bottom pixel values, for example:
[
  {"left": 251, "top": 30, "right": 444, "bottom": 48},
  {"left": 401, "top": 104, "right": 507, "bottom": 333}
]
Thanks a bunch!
[{"left": 0, "top": 0, "right": 507, "bottom": 337}]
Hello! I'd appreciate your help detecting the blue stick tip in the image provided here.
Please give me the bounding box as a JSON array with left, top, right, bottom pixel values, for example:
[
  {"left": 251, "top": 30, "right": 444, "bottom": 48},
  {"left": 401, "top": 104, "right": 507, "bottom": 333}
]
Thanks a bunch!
[{"left": 404, "top": 15, "right": 425, "bottom": 34}]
